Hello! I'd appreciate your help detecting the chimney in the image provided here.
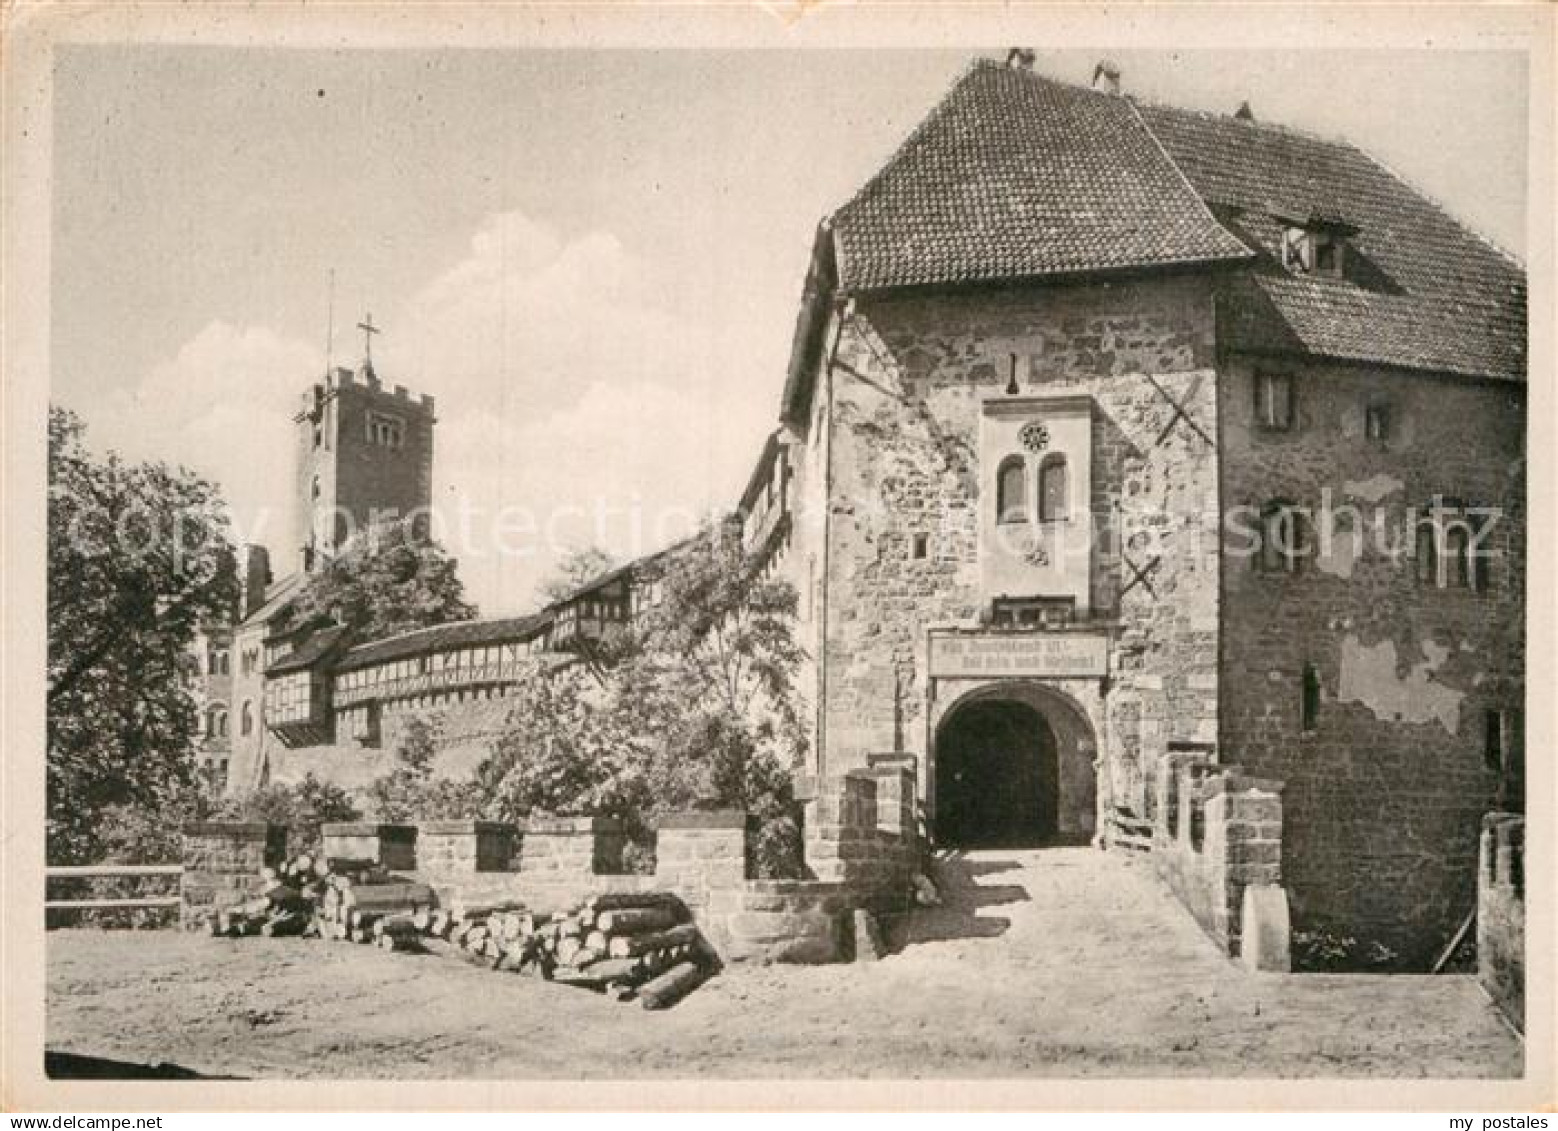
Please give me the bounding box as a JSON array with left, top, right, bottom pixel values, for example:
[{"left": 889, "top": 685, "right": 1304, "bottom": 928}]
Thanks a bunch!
[
  {"left": 1092, "top": 59, "right": 1121, "bottom": 95},
  {"left": 240, "top": 544, "right": 272, "bottom": 618},
  {"left": 1235, "top": 101, "right": 1255, "bottom": 122},
  {"left": 1005, "top": 47, "right": 1035, "bottom": 71}
]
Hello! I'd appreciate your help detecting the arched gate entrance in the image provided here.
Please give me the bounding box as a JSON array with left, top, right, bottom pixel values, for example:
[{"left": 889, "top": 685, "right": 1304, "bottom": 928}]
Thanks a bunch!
[{"left": 932, "top": 682, "right": 1097, "bottom": 849}]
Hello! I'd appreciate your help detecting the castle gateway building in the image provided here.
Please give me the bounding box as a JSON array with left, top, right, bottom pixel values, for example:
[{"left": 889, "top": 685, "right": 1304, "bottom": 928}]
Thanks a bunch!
[
  {"left": 747, "top": 58, "right": 1524, "bottom": 965},
  {"left": 222, "top": 57, "right": 1523, "bottom": 970}
]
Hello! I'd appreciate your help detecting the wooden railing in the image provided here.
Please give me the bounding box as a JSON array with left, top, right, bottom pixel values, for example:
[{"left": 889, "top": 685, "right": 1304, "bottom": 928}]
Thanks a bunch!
[{"left": 45, "top": 864, "right": 182, "bottom": 912}]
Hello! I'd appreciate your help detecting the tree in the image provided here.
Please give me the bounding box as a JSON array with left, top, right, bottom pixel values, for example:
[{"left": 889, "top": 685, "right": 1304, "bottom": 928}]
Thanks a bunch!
[
  {"left": 537, "top": 545, "right": 616, "bottom": 605},
  {"left": 287, "top": 521, "right": 475, "bottom": 641},
  {"left": 47, "top": 406, "right": 239, "bottom": 862},
  {"left": 613, "top": 528, "right": 808, "bottom": 875},
  {"left": 366, "top": 716, "right": 483, "bottom": 822},
  {"left": 478, "top": 524, "right": 809, "bottom": 876},
  {"left": 225, "top": 773, "right": 362, "bottom": 857},
  {"left": 478, "top": 666, "right": 648, "bottom": 822}
]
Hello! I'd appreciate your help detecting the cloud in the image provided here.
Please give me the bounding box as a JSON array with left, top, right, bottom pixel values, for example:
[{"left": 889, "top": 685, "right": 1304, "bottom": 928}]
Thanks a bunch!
[
  {"left": 84, "top": 321, "right": 322, "bottom": 556},
  {"left": 77, "top": 210, "right": 776, "bottom": 615},
  {"left": 383, "top": 211, "right": 720, "bottom": 424}
]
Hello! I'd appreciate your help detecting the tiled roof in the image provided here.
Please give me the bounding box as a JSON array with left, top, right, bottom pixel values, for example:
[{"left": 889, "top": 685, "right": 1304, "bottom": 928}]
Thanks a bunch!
[
  {"left": 334, "top": 613, "right": 551, "bottom": 673},
  {"left": 831, "top": 60, "right": 1251, "bottom": 292},
  {"left": 267, "top": 624, "right": 353, "bottom": 676},
  {"left": 239, "top": 570, "right": 304, "bottom": 630},
  {"left": 825, "top": 58, "right": 1524, "bottom": 384},
  {"left": 1137, "top": 103, "right": 1525, "bottom": 382}
]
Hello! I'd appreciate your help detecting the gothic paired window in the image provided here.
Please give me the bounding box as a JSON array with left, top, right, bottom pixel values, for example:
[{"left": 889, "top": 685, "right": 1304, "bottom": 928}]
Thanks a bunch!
[{"left": 996, "top": 451, "right": 1069, "bottom": 524}]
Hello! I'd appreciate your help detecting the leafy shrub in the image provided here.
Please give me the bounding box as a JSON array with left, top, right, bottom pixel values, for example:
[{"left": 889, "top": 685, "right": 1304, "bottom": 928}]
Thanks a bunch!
[
  {"left": 365, "top": 717, "right": 485, "bottom": 822},
  {"left": 223, "top": 773, "right": 361, "bottom": 857}
]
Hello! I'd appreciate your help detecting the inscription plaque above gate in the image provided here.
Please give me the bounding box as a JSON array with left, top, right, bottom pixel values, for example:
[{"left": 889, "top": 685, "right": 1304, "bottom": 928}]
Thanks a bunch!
[{"left": 928, "top": 631, "right": 1108, "bottom": 678}]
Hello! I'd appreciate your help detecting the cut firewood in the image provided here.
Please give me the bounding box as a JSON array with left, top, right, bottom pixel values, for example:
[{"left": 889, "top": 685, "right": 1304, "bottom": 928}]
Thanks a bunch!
[
  {"left": 373, "top": 913, "right": 419, "bottom": 939},
  {"left": 450, "top": 900, "right": 526, "bottom": 921},
  {"left": 597, "top": 907, "right": 680, "bottom": 935},
  {"left": 585, "top": 891, "right": 683, "bottom": 913},
  {"left": 261, "top": 911, "right": 308, "bottom": 938},
  {"left": 341, "top": 883, "right": 436, "bottom": 912},
  {"left": 639, "top": 961, "right": 708, "bottom": 1010},
  {"left": 607, "top": 923, "right": 701, "bottom": 959},
  {"left": 573, "top": 956, "right": 642, "bottom": 981}
]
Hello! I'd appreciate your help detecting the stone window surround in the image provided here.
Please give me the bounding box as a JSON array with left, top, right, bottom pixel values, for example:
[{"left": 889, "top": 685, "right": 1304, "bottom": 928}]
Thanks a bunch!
[
  {"left": 1416, "top": 496, "right": 1493, "bottom": 593},
  {"left": 1256, "top": 498, "right": 1306, "bottom": 574},
  {"left": 1254, "top": 371, "right": 1295, "bottom": 432}
]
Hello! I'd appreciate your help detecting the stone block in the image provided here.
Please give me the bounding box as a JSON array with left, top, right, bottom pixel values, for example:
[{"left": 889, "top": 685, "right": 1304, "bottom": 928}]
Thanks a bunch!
[{"left": 1239, "top": 885, "right": 1291, "bottom": 972}]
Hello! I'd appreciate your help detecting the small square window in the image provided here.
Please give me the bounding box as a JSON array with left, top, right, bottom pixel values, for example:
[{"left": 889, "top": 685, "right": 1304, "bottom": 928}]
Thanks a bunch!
[{"left": 911, "top": 533, "right": 929, "bottom": 560}]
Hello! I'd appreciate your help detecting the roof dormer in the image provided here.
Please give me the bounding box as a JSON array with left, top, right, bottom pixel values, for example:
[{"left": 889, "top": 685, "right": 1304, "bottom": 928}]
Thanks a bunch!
[{"left": 1277, "top": 213, "right": 1357, "bottom": 278}]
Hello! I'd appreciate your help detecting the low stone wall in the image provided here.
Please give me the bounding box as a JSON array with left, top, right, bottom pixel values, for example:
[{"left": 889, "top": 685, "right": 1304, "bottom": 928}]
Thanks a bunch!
[
  {"left": 802, "top": 755, "right": 921, "bottom": 913},
  {"left": 182, "top": 768, "right": 924, "bottom": 964},
  {"left": 1152, "top": 753, "right": 1290, "bottom": 968},
  {"left": 179, "top": 822, "right": 287, "bottom": 929},
  {"left": 321, "top": 823, "right": 418, "bottom": 871},
  {"left": 1477, "top": 812, "right": 1524, "bottom": 1033}
]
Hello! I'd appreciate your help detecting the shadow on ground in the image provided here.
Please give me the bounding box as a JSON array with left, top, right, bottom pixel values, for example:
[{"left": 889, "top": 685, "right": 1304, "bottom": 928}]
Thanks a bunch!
[
  {"left": 884, "top": 850, "right": 1030, "bottom": 953},
  {"left": 45, "top": 1050, "right": 243, "bottom": 1080}
]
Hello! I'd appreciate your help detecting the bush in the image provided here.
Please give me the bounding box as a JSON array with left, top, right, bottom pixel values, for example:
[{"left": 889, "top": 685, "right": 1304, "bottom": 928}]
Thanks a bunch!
[
  {"left": 365, "top": 717, "right": 486, "bottom": 822},
  {"left": 224, "top": 773, "right": 361, "bottom": 857}
]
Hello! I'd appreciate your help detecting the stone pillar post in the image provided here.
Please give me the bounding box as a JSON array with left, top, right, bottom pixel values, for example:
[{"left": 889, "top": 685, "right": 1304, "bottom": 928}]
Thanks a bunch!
[
  {"left": 805, "top": 772, "right": 877, "bottom": 883},
  {"left": 1207, "top": 774, "right": 1284, "bottom": 955},
  {"left": 180, "top": 822, "right": 286, "bottom": 929},
  {"left": 417, "top": 820, "right": 518, "bottom": 879},
  {"left": 656, "top": 811, "right": 748, "bottom": 895},
  {"left": 1478, "top": 812, "right": 1525, "bottom": 1033},
  {"left": 518, "top": 816, "right": 624, "bottom": 878}
]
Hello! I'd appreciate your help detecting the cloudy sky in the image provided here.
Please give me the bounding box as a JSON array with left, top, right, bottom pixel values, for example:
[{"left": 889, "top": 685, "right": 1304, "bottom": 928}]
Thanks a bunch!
[{"left": 51, "top": 46, "right": 1527, "bottom": 616}]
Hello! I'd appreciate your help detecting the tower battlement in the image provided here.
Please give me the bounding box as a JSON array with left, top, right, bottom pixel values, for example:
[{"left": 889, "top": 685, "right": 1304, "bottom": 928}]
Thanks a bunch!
[{"left": 293, "top": 324, "right": 436, "bottom": 573}]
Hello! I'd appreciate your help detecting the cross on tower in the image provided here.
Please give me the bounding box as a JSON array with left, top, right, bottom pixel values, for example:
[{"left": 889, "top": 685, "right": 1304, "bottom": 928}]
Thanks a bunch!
[{"left": 356, "top": 313, "right": 380, "bottom": 366}]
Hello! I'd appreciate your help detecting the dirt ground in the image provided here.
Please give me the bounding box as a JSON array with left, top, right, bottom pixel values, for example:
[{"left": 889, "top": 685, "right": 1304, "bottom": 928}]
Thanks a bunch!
[{"left": 46, "top": 848, "right": 1522, "bottom": 1078}]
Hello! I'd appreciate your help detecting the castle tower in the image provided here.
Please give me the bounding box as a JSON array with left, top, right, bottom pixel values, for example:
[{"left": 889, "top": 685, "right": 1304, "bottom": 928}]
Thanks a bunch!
[{"left": 293, "top": 315, "right": 436, "bottom": 571}]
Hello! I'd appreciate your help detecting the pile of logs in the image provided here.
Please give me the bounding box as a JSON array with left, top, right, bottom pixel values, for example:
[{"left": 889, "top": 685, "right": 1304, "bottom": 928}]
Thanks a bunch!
[{"left": 206, "top": 852, "right": 714, "bottom": 1009}]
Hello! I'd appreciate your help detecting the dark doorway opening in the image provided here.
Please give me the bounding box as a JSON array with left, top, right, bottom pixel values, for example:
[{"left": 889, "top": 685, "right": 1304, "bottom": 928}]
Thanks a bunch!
[{"left": 935, "top": 698, "right": 1058, "bottom": 848}]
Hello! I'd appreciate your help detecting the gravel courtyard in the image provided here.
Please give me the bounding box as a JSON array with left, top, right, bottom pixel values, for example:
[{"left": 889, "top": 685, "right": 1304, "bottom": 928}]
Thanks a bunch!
[{"left": 46, "top": 848, "right": 1522, "bottom": 1078}]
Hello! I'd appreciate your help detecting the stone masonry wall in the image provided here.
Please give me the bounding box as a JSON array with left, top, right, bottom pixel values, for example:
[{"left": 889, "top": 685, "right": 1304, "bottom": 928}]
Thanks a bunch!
[
  {"left": 180, "top": 822, "right": 288, "bottom": 929},
  {"left": 1219, "top": 352, "right": 1525, "bottom": 967},
  {"left": 1151, "top": 755, "right": 1288, "bottom": 960},
  {"left": 818, "top": 274, "right": 1222, "bottom": 823},
  {"left": 183, "top": 772, "right": 921, "bottom": 964},
  {"left": 1477, "top": 812, "right": 1524, "bottom": 1032}
]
